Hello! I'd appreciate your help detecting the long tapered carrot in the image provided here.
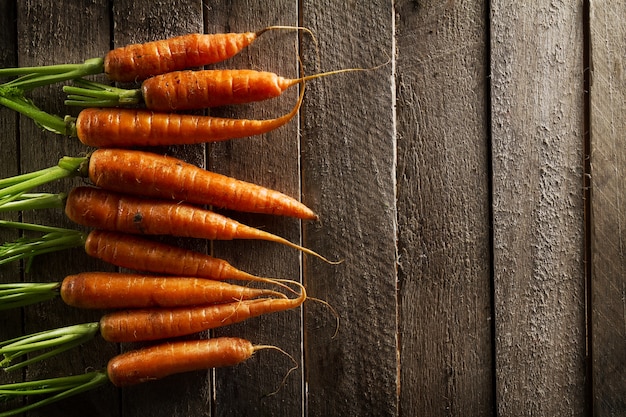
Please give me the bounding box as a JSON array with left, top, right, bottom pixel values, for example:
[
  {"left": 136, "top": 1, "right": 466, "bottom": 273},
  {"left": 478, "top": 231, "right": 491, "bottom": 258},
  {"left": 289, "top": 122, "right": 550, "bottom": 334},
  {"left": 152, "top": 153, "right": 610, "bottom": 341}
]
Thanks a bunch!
[
  {"left": 64, "top": 187, "right": 336, "bottom": 264},
  {"left": 99, "top": 282, "right": 306, "bottom": 342},
  {"left": 0, "top": 223, "right": 303, "bottom": 284},
  {"left": 71, "top": 75, "right": 304, "bottom": 147},
  {"left": 106, "top": 337, "right": 258, "bottom": 386},
  {"left": 1, "top": 273, "right": 285, "bottom": 311},
  {"left": 64, "top": 67, "right": 366, "bottom": 110},
  {"left": 0, "top": 26, "right": 313, "bottom": 87},
  {"left": 59, "top": 272, "right": 284, "bottom": 309},
  {"left": 103, "top": 26, "right": 311, "bottom": 82},
  {"left": 86, "top": 148, "right": 317, "bottom": 219},
  {"left": 84, "top": 230, "right": 270, "bottom": 281},
  {"left": 1, "top": 148, "right": 317, "bottom": 219}
]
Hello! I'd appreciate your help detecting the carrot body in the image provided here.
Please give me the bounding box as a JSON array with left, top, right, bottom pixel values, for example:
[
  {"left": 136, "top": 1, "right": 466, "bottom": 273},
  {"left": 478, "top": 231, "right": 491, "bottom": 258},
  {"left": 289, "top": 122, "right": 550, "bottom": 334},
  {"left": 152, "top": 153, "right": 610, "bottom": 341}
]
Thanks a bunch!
[
  {"left": 65, "top": 186, "right": 329, "bottom": 262},
  {"left": 84, "top": 230, "right": 265, "bottom": 281},
  {"left": 74, "top": 78, "right": 304, "bottom": 147},
  {"left": 141, "top": 69, "right": 298, "bottom": 110},
  {"left": 59, "top": 272, "right": 280, "bottom": 309},
  {"left": 86, "top": 148, "right": 317, "bottom": 219},
  {"left": 99, "top": 287, "right": 305, "bottom": 342},
  {"left": 106, "top": 337, "right": 255, "bottom": 386},
  {"left": 104, "top": 32, "right": 258, "bottom": 82}
]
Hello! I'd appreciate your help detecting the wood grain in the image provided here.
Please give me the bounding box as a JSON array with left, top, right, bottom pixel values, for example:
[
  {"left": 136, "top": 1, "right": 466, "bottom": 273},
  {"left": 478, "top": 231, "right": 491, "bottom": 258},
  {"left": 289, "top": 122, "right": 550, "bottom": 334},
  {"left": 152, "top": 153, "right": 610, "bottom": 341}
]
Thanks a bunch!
[
  {"left": 490, "top": 1, "right": 587, "bottom": 416},
  {"left": 299, "top": 2, "right": 398, "bottom": 416},
  {"left": 589, "top": 1, "right": 626, "bottom": 415},
  {"left": 395, "top": 1, "right": 494, "bottom": 416}
]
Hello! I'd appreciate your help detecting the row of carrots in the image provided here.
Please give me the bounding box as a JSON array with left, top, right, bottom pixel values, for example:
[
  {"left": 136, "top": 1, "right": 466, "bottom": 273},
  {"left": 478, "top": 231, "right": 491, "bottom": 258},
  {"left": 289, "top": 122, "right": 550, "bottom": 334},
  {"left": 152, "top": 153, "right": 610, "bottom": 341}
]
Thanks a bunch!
[{"left": 0, "top": 26, "right": 346, "bottom": 416}]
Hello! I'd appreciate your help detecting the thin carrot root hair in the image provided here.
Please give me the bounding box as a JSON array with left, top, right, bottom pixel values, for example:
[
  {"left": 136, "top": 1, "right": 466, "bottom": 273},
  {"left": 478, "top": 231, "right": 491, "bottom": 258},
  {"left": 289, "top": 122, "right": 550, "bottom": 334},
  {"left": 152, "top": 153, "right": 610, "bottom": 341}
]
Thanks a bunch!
[
  {"left": 220, "top": 279, "right": 306, "bottom": 325},
  {"left": 255, "top": 25, "right": 318, "bottom": 47},
  {"left": 281, "top": 61, "right": 391, "bottom": 91},
  {"left": 307, "top": 296, "right": 340, "bottom": 339},
  {"left": 252, "top": 343, "right": 300, "bottom": 397}
]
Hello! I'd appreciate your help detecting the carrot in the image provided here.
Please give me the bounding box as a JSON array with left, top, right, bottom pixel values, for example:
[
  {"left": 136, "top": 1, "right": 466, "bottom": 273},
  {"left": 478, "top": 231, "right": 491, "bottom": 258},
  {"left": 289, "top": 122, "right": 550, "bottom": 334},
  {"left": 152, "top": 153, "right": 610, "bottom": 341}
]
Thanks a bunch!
[
  {"left": 0, "top": 337, "right": 292, "bottom": 416},
  {"left": 0, "top": 26, "right": 313, "bottom": 86},
  {"left": 59, "top": 272, "right": 285, "bottom": 309},
  {"left": 99, "top": 283, "right": 306, "bottom": 342},
  {"left": 0, "top": 273, "right": 285, "bottom": 311},
  {"left": 106, "top": 337, "right": 258, "bottom": 386},
  {"left": 0, "top": 149, "right": 318, "bottom": 219},
  {"left": 64, "top": 186, "right": 335, "bottom": 263},
  {"left": 64, "top": 67, "right": 363, "bottom": 110},
  {"left": 70, "top": 76, "right": 304, "bottom": 147},
  {"left": 83, "top": 230, "right": 273, "bottom": 281},
  {"left": 0, "top": 223, "right": 312, "bottom": 282},
  {"left": 103, "top": 26, "right": 312, "bottom": 82}
]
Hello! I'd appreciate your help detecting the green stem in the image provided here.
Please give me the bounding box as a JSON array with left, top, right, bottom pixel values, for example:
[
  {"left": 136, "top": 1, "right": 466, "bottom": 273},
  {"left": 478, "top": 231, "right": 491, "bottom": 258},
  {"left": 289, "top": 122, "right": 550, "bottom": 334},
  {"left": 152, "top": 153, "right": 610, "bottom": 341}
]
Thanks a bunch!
[
  {"left": 0, "top": 94, "right": 69, "bottom": 135},
  {"left": 0, "top": 222, "right": 87, "bottom": 270},
  {"left": 0, "top": 323, "right": 99, "bottom": 371},
  {"left": 0, "top": 193, "right": 66, "bottom": 212},
  {"left": 0, "top": 58, "right": 104, "bottom": 90},
  {"left": 0, "top": 283, "right": 60, "bottom": 311},
  {"left": 64, "top": 78, "right": 142, "bottom": 107},
  {"left": 0, "top": 156, "right": 87, "bottom": 203},
  {"left": 0, "top": 371, "right": 108, "bottom": 417}
]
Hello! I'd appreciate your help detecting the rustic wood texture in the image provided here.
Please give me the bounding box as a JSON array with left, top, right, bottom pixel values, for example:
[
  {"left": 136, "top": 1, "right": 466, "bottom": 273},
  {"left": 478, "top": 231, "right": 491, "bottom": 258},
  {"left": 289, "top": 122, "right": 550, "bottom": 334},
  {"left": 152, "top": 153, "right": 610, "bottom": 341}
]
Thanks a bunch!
[
  {"left": 299, "top": 2, "right": 398, "bottom": 416},
  {"left": 490, "top": 1, "right": 588, "bottom": 416},
  {"left": 395, "top": 1, "right": 493, "bottom": 416},
  {"left": 1, "top": 1, "right": 625, "bottom": 416},
  {"left": 589, "top": 1, "right": 626, "bottom": 415}
]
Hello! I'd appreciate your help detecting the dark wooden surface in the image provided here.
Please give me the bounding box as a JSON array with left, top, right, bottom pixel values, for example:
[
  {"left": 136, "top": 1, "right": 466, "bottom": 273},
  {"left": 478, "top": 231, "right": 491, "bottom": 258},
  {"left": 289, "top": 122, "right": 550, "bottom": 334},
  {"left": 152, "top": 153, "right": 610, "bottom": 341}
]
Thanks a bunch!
[{"left": 0, "top": 1, "right": 624, "bottom": 416}]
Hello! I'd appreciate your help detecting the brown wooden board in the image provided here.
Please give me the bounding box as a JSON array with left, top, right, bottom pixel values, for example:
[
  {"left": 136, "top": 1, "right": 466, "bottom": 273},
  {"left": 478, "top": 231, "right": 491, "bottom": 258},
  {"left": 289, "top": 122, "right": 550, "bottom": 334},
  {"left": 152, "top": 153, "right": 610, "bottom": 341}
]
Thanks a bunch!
[
  {"left": 395, "top": 1, "right": 494, "bottom": 416},
  {"left": 589, "top": 1, "right": 626, "bottom": 415},
  {"left": 490, "top": 1, "right": 588, "bottom": 416},
  {"left": 299, "top": 2, "right": 398, "bottom": 416}
]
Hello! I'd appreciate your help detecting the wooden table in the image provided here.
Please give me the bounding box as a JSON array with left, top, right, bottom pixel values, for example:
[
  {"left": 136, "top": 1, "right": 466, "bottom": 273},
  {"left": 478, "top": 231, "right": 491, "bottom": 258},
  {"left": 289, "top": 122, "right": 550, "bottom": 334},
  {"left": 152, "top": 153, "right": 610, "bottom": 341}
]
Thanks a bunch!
[{"left": 0, "top": 1, "right": 624, "bottom": 416}]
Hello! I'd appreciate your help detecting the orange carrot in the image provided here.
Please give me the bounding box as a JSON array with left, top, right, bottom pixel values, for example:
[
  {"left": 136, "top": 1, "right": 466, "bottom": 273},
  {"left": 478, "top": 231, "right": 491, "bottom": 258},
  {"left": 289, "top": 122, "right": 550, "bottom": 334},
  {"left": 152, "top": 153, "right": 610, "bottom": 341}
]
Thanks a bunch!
[
  {"left": 84, "top": 230, "right": 270, "bottom": 281},
  {"left": 106, "top": 337, "right": 261, "bottom": 386},
  {"left": 84, "top": 148, "right": 316, "bottom": 219},
  {"left": 64, "top": 187, "right": 335, "bottom": 263},
  {"left": 59, "top": 272, "right": 284, "bottom": 309},
  {"left": 99, "top": 283, "right": 306, "bottom": 342},
  {"left": 72, "top": 77, "right": 304, "bottom": 147},
  {"left": 66, "top": 67, "right": 362, "bottom": 111},
  {"left": 103, "top": 26, "right": 309, "bottom": 82}
]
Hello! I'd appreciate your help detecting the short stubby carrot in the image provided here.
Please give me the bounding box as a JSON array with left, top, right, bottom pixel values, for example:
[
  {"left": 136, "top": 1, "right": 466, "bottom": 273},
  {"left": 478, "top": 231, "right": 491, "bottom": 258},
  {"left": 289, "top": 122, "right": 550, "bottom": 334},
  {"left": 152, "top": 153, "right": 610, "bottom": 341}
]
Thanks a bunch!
[
  {"left": 106, "top": 338, "right": 258, "bottom": 386},
  {"left": 84, "top": 230, "right": 269, "bottom": 281},
  {"left": 59, "top": 272, "right": 283, "bottom": 309},
  {"left": 85, "top": 148, "right": 317, "bottom": 219},
  {"left": 65, "top": 187, "right": 334, "bottom": 263},
  {"left": 99, "top": 284, "right": 306, "bottom": 342},
  {"left": 72, "top": 77, "right": 304, "bottom": 147},
  {"left": 103, "top": 26, "right": 307, "bottom": 82}
]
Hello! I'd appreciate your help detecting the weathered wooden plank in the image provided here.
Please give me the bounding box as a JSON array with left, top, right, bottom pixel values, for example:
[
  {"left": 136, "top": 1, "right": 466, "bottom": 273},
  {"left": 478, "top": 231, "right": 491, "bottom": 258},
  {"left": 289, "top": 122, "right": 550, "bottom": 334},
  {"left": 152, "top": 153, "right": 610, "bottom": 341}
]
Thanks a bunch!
[
  {"left": 395, "top": 1, "right": 494, "bottom": 415},
  {"left": 108, "top": 2, "right": 207, "bottom": 417},
  {"left": 204, "top": 4, "right": 304, "bottom": 417},
  {"left": 490, "top": 1, "right": 587, "bottom": 415},
  {"left": 299, "top": 2, "right": 398, "bottom": 416},
  {"left": 589, "top": 1, "right": 626, "bottom": 415},
  {"left": 13, "top": 1, "right": 118, "bottom": 416}
]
